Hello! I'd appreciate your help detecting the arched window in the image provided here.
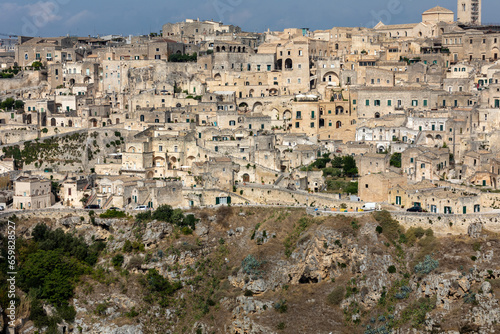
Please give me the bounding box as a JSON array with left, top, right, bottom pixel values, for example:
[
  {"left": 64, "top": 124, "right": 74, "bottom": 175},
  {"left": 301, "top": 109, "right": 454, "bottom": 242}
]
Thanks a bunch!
[
  {"left": 336, "top": 121, "right": 342, "bottom": 128},
  {"left": 140, "top": 115, "right": 145, "bottom": 122},
  {"left": 375, "top": 112, "right": 381, "bottom": 119}
]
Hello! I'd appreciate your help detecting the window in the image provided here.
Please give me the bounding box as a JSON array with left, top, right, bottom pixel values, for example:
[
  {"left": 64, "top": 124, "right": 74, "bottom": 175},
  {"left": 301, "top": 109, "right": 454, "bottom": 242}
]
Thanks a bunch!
[
  {"left": 412, "top": 100, "right": 418, "bottom": 106},
  {"left": 229, "top": 120, "right": 235, "bottom": 126},
  {"left": 299, "top": 50, "right": 303, "bottom": 56},
  {"left": 311, "top": 110, "right": 315, "bottom": 119},
  {"left": 310, "top": 122, "right": 315, "bottom": 128},
  {"left": 159, "top": 145, "right": 163, "bottom": 152},
  {"left": 410, "top": 158, "right": 414, "bottom": 163},
  {"left": 421, "top": 163, "right": 425, "bottom": 168},
  {"left": 365, "top": 100, "right": 370, "bottom": 106},
  {"left": 295, "top": 122, "right": 300, "bottom": 128},
  {"left": 374, "top": 100, "right": 381, "bottom": 106},
  {"left": 267, "top": 65, "right": 271, "bottom": 71},
  {"left": 423, "top": 100, "right": 428, "bottom": 107},
  {"left": 353, "top": 100, "right": 356, "bottom": 105},
  {"left": 387, "top": 100, "right": 392, "bottom": 106},
  {"left": 296, "top": 111, "right": 302, "bottom": 119}
]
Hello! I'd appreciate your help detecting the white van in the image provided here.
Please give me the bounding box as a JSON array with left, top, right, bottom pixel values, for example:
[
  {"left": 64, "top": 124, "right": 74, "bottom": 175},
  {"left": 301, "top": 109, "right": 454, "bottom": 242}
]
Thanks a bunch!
[{"left": 361, "top": 203, "right": 377, "bottom": 211}]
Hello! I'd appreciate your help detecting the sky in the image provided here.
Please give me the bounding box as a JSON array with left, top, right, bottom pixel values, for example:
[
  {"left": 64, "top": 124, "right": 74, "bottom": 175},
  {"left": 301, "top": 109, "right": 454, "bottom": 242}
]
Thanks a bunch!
[{"left": 0, "top": 0, "right": 499, "bottom": 37}]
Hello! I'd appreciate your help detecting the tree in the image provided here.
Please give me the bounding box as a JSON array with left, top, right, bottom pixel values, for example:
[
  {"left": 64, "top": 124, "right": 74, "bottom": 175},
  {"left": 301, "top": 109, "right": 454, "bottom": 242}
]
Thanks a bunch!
[
  {"left": 0, "top": 98, "right": 15, "bottom": 110},
  {"left": 390, "top": 153, "right": 402, "bottom": 168},
  {"left": 342, "top": 156, "right": 358, "bottom": 177},
  {"left": 31, "top": 61, "right": 43, "bottom": 70},
  {"left": 331, "top": 156, "right": 344, "bottom": 168},
  {"left": 14, "top": 100, "right": 24, "bottom": 109},
  {"left": 152, "top": 204, "right": 174, "bottom": 222}
]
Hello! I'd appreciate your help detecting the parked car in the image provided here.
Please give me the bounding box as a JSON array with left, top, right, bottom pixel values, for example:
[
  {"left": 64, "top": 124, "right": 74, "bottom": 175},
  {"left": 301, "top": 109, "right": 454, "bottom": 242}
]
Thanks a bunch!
[
  {"left": 133, "top": 205, "right": 149, "bottom": 211},
  {"left": 0, "top": 206, "right": 4, "bottom": 211},
  {"left": 407, "top": 206, "right": 423, "bottom": 212},
  {"left": 85, "top": 204, "right": 100, "bottom": 209}
]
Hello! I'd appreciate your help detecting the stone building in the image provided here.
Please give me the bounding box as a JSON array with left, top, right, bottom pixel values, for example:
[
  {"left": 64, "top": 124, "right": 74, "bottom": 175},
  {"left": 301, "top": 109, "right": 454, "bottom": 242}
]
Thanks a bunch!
[{"left": 13, "top": 176, "right": 53, "bottom": 210}]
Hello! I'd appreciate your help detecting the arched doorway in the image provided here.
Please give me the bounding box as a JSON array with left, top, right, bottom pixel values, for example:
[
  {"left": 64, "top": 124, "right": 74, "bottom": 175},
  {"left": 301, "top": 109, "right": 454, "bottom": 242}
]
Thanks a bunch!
[
  {"left": 243, "top": 174, "right": 250, "bottom": 182},
  {"left": 50, "top": 118, "right": 56, "bottom": 126}
]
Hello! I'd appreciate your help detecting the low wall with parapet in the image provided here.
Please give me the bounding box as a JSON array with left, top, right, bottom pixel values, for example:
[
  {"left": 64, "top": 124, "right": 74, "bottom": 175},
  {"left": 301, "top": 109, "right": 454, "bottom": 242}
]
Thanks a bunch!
[
  {"left": 236, "top": 184, "right": 364, "bottom": 210},
  {"left": 307, "top": 208, "right": 500, "bottom": 236},
  {"left": 390, "top": 212, "right": 500, "bottom": 236}
]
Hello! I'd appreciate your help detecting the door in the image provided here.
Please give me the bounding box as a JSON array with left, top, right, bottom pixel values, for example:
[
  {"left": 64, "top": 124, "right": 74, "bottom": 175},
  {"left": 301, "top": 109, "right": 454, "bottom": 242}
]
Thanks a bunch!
[{"left": 396, "top": 196, "right": 401, "bottom": 205}]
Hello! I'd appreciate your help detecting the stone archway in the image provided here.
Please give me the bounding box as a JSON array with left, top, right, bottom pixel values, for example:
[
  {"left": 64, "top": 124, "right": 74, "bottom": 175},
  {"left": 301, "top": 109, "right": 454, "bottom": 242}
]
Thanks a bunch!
[{"left": 252, "top": 102, "right": 263, "bottom": 113}]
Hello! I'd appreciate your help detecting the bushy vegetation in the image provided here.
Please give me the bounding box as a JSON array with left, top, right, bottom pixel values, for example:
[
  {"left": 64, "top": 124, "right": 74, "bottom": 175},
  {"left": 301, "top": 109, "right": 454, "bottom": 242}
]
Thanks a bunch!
[
  {"left": 326, "top": 179, "right": 358, "bottom": 194},
  {"left": 100, "top": 209, "right": 127, "bottom": 218},
  {"left": 327, "top": 286, "right": 345, "bottom": 306},
  {"left": 2, "top": 132, "right": 88, "bottom": 168},
  {"left": 168, "top": 52, "right": 197, "bottom": 62},
  {"left": 372, "top": 211, "right": 404, "bottom": 242},
  {"left": 241, "top": 255, "right": 263, "bottom": 276},
  {"left": 274, "top": 299, "right": 288, "bottom": 313},
  {"left": 0, "top": 97, "right": 24, "bottom": 110},
  {"left": 414, "top": 255, "right": 439, "bottom": 275},
  {"left": 8, "top": 224, "right": 106, "bottom": 331},
  {"left": 390, "top": 153, "right": 401, "bottom": 168},
  {"left": 396, "top": 296, "right": 436, "bottom": 328},
  {"left": 302, "top": 154, "right": 358, "bottom": 177},
  {"left": 136, "top": 205, "right": 198, "bottom": 231},
  {"left": 283, "top": 217, "right": 311, "bottom": 257},
  {"left": 111, "top": 254, "right": 124, "bottom": 268}
]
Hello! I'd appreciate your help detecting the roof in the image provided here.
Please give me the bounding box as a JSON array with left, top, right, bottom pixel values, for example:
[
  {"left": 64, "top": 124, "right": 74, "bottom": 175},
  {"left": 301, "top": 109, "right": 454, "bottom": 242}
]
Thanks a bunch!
[
  {"left": 375, "top": 23, "right": 418, "bottom": 30},
  {"left": 423, "top": 6, "right": 454, "bottom": 14}
]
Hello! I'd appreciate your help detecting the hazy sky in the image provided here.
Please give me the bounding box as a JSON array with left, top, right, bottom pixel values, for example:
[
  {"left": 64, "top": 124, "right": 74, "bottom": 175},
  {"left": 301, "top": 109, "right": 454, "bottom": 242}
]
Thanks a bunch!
[{"left": 0, "top": 0, "right": 499, "bottom": 37}]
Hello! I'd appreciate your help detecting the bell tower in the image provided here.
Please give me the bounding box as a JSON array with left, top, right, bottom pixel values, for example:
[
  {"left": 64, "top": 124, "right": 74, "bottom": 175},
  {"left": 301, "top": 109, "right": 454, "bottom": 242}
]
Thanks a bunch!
[{"left": 457, "top": 0, "right": 481, "bottom": 25}]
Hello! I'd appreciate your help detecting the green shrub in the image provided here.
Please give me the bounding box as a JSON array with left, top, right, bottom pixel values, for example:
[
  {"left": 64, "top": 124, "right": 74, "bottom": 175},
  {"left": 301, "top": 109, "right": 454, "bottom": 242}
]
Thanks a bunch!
[
  {"left": 397, "top": 296, "right": 436, "bottom": 328},
  {"left": 414, "top": 255, "right": 439, "bottom": 274},
  {"left": 277, "top": 322, "right": 286, "bottom": 330},
  {"left": 274, "top": 299, "right": 288, "bottom": 313},
  {"left": 125, "top": 307, "right": 139, "bottom": 318},
  {"left": 111, "top": 254, "right": 124, "bottom": 268},
  {"left": 241, "top": 255, "right": 263, "bottom": 276},
  {"left": 94, "top": 302, "right": 108, "bottom": 316},
  {"left": 326, "top": 286, "right": 345, "bottom": 306},
  {"left": 472, "top": 242, "right": 481, "bottom": 252},
  {"left": 388, "top": 265, "right": 397, "bottom": 274},
  {"left": 145, "top": 269, "right": 182, "bottom": 295},
  {"left": 100, "top": 209, "right": 126, "bottom": 218},
  {"left": 284, "top": 217, "right": 311, "bottom": 257},
  {"left": 181, "top": 226, "right": 193, "bottom": 235},
  {"left": 135, "top": 211, "right": 152, "bottom": 222},
  {"left": 373, "top": 211, "right": 404, "bottom": 241},
  {"left": 244, "top": 290, "right": 254, "bottom": 297}
]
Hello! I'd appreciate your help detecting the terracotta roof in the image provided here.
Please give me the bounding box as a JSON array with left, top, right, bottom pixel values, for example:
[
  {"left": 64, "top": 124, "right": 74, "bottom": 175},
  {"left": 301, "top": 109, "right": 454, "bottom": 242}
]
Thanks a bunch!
[{"left": 423, "top": 6, "right": 454, "bottom": 14}]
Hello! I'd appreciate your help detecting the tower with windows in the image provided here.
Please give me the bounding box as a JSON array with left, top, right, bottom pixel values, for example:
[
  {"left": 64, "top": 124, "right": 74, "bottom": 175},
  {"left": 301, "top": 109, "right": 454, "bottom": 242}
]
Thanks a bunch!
[{"left": 457, "top": 0, "right": 481, "bottom": 25}]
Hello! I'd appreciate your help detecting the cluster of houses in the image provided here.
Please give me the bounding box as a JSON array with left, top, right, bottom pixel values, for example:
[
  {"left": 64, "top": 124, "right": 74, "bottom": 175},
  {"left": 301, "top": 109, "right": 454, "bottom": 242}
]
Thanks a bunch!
[{"left": 3, "top": 0, "right": 500, "bottom": 214}]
